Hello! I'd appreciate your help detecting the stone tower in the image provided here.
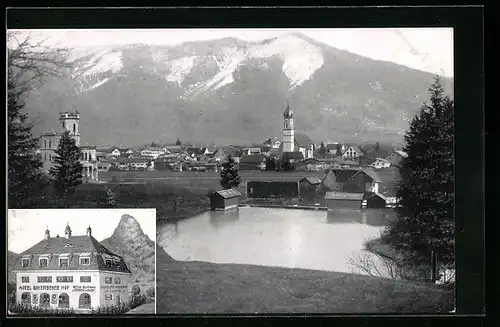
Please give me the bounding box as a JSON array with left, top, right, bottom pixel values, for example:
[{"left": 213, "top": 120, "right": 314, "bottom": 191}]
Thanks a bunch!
[
  {"left": 59, "top": 111, "right": 80, "bottom": 146},
  {"left": 282, "top": 102, "right": 295, "bottom": 153}
]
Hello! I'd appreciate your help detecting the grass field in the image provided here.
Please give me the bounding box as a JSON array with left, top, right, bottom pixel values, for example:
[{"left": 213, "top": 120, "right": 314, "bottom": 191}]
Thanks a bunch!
[{"left": 156, "top": 259, "right": 454, "bottom": 314}]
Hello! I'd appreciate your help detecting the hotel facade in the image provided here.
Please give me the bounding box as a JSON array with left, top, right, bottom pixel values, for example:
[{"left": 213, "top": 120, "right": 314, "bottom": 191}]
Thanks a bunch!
[{"left": 13, "top": 224, "right": 131, "bottom": 312}]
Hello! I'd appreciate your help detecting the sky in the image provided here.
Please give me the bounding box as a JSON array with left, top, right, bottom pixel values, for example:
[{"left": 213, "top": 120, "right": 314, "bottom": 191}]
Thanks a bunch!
[
  {"left": 10, "top": 28, "right": 453, "bottom": 77},
  {"left": 7, "top": 209, "right": 156, "bottom": 253}
]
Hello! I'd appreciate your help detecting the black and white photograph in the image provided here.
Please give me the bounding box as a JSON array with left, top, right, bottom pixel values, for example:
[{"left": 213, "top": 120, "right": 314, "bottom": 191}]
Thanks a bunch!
[
  {"left": 8, "top": 26, "right": 456, "bottom": 314},
  {"left": 7, "top": 209, "right": 156, "bottom": 315}
]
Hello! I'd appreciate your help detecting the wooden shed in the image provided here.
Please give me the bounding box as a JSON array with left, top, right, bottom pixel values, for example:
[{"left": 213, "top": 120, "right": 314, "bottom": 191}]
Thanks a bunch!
[
  {"left": 325, "top": 192, "right": 364, "bottom": 210},
  {"left": 210, "top": 189, "right": 242, "bottom": 211}
]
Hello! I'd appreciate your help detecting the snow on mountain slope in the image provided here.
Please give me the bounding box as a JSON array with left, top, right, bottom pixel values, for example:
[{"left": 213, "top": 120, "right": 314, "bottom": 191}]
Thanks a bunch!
[
  {"left": 182, "top": 34, "right": 324, "bottom": 98},
  {"left": 249, "top": 34, "right": 324, "bottom": 89},
  {"left": 166, "top": 56, "right": 197, "bottom": 85}
]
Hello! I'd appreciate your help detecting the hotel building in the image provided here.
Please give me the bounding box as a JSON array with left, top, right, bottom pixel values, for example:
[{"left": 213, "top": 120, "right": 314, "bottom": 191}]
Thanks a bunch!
[{"left": 13, "top": 224, "right": 131, "bottom": 312}]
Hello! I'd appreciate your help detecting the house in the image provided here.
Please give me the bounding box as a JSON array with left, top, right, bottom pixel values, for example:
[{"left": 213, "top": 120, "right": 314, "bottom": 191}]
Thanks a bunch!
[
  {"left": 110, "top": 148, "right": 121, "bottom": 157},
  {"left": 164, "top": 145, "right": 184, "bottom": 154},
  {"left": 242, "top": 147, "right": 262, "bottom": 156},
  {"left": 325, "top": 143, "right": 341, "bottom": 155},
  {"left": 96, "top": 162, "right": 111, "bottom": 172},
  {"left": 362, "top": 192, "right": 388, "bottom": 209},
  {"left": 342, "top": 145, "right": 363, "bottom": 160},
  {"left": 140, "top": 147, "right": 164, "bottom": 159},
  {"left": 299, "top": 176, "right": 323, "bottom": 200},
  {"left": 369, "top": 158, "right": 391, "bottom": 169},
  {"left": 239, "top": 154, "right": 267, "bottom": 170},
  {"left": 209, "top": 148, "right": 227, "bottom": 163},
  {"left": 262, "top": 137, "right": 281, "bottom": 149},
  {"left": 282, "top": 151, "right": 304, "bottom": 164},
  {"left": 128, "top": 158, "right": 151, "bottom": 171},
  {"left": 114, "top": 159, "right": 130, "bottom": 171},
  {"left": 297, "top": 158, "right": 330, "bottom": 171},
  {"left": 12, "top": 224, "right": 131, "bottom": 311},
  {"left": 325, "top": 192, "right": 364, "bottom": 210},
  {"left": 385, "top": 149, "right": 408, "bottom": 168},
  {"left": 333, "top": 157, "right": 360, "bottom": 170},
  {"left": 321, "top": 168, "right": 381, "bottom": 194},
  {"left": 246, "top": 178, "right": 302, "bottom": 199},
  {"left": 186, "top": 147, "right": 210, "bottom": 159},
  {"left": 210, "top": 189, "right": 242, "bottom": 211},
  {"left": 358, "top": 156, "right": 377, "bottom": 167}
]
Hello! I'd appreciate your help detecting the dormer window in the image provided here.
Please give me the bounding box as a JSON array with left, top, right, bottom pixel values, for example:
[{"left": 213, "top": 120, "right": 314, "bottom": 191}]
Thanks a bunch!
[
  {"left": 59, "top": 254, "right": 70, "bottom": 267},
  {"left": 80, "top": 253, "right": 91, "bottom": 266},
  {"left": 39, "top": 258, "right": 48, "bottom": 267},
  {"left": 22, "top": 258, "right": 30, "bottom": 267},
  {"left": 105, "top": 259, "right": 112, "bottom": 268}
]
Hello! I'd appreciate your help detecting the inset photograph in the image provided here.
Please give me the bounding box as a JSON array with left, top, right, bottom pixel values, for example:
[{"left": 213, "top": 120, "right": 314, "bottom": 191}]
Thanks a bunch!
[{"left": 7, "top": 208, "right": 156, "bottom": 315}]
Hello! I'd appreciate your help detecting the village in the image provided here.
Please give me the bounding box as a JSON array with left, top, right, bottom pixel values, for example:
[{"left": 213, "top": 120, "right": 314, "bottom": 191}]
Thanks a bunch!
[{"left": 37, "top": 108, "right": 406, "bottom": 210}]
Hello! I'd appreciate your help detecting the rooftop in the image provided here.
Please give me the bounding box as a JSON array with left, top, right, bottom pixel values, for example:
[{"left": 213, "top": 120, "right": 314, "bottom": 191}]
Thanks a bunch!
[
  {"left": 325, "top": 192, "right": 364, "bottom": 201},
  {"left": 215, "top": 189, "right": 242, "bottom": 199}
]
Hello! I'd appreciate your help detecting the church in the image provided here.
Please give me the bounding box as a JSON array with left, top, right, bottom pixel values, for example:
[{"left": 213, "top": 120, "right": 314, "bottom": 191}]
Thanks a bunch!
[
  {"left": 39, "top": 111, "right": 99, "bottom": 181},
  {"left": 280, "top": 103, "right": 314, "bottom": 164},
  {"left": 13, "top": 224, "right": 131, "bottom": 312}
]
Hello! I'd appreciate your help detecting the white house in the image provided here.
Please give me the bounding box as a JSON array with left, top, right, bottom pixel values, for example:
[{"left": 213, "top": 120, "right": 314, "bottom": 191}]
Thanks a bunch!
[{"left": 13, "top": 224, "right": 131, "bottom": 312}]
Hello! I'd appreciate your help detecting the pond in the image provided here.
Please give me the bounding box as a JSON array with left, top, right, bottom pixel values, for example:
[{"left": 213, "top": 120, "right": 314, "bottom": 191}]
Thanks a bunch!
[{"left": 157, "top": 207, "right": 396, "bottom": 276}]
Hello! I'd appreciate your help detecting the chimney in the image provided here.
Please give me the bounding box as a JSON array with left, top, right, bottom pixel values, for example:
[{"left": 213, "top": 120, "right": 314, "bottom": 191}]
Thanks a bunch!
[
  {"left": 44, "top": 227, "right": 50, "bottom": 240},
  {"left": 64, "top": 222, "right": 72, "bottom": 239},
  {"left": 86, "top": 225, "right": 92, "bottom": 237}
]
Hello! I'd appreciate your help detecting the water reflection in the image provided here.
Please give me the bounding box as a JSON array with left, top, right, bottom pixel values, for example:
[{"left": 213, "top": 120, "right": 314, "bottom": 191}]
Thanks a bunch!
[
  {"left": 158, "top": 207, "right": 393, "bottom": 274},
  {"left": 326, "top": 209, "right": 396, "bottom": 227},
  {"left": 209, "top": 209, "right": 240, "bottom": 229}
]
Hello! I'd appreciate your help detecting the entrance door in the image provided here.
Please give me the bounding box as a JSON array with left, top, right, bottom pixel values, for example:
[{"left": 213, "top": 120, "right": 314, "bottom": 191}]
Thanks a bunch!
[
  {"left": 114, "top": 293, "right": 120, "bottom": 305},
  {"left": 78, "top": 293, "right": 91, "bottom": 309}
]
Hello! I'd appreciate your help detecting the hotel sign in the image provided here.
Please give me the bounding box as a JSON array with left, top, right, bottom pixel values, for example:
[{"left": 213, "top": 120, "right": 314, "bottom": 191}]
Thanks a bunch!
[{"left": 18, "top": 284, "right": 96, "bottom": 292}]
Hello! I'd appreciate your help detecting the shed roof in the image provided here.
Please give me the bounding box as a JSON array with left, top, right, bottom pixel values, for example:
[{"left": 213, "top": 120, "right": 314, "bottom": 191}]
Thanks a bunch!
[
  {"left": 325, "top": 192, "right": 364, "bottom": 200},
  {"left": 215, "top": 189, "right": 242, "bottom": 199},
  {"left": 301, "top": 176, "right": 322, "bottom": 185}
]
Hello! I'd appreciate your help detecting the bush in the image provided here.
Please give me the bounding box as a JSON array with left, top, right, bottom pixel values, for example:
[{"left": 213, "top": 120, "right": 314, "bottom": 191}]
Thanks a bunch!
[
  {"left": 129, "top": 285, "right": 147, "bottom": 309},
  {"left": 91, "top": 303, "right": 129, "bottom": 315},
  {"left": 8, "top": 304, "right": 75, "bottom": 316}
]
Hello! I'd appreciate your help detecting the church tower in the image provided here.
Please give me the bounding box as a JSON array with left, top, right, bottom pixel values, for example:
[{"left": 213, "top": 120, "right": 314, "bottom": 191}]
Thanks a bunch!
[
  {"left": 282, "top": 102, "right": 295, "bottom": 153},
  {"left": 59, "top": 111, "right": 80, "bottom": 146}
]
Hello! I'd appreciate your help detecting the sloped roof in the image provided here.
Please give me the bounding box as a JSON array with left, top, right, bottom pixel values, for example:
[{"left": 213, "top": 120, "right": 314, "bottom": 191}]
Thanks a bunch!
[
  {"left": 358, "top": 167, "right": 382, "bottom": 183},
  {"left": 215, "top": 189, "right": 242, "bottom": 199},
  {"left": 294, "top": 133, "right": 313, "bottom": 147},
  {"left": 282, "top": 151, "right": 304, "bottom": 161},
  {"left": 240, "top": 154, "right": 266, "bottom": 163},
  {"left": 186, "top": 147, "right": 207, "bottom": 156},
  {"left": 343, "top": 145, "right": 364, "bottom": 156},
  {"left": 301, "top": 176, "right": 322, "bottom": 185},
  {"left": 325, "top": 143, "right": 340, "bottom": 151},
  {"left": 325, "top": 192, "right": 364, "bottom": 200},
  {"left": 326, "top": 169, "right": 359, "bottom": 183},
  {"left": 14, "top": 235, "right": 131, "bottom": 274}
]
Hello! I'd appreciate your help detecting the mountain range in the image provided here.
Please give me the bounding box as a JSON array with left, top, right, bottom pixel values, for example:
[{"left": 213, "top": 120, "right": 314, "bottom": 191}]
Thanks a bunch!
[{"left": 25, "top": 33, "right": 453, "bottom": 147}]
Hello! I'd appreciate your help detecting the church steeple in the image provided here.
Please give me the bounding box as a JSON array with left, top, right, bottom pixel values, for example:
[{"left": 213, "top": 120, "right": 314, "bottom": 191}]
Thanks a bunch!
[{"left": 282, "top": 101, "right": 295, "bottom": 152}]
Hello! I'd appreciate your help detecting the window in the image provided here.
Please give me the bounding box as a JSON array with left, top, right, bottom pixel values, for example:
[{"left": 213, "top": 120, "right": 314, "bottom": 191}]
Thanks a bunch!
[
  {"left": 105, "top": 294, "right": 113, "bottom": 300},
  {"left": 40, "top": 293, "right": 50, "bottom": 308},
  {"left": 58, "top": 293, "right": 69, "bottom": 308},
  {"left": 105, "top": 277, "right": 112, "bottom": 284},
  {"left": 49, "top": 140, "right": 52, "bottom": 148},
  {"left": 78, "top": 293, "right": 91, "bottom": 309},
  {"left": 80, "top": 276, "right": 91, "bottom": 283},
  {"left": 59, "top": 257, "right": 69, "bottom": 267},
  {"left": 39, "top": 258, "right": 48, "bottom": 267},
  {"left": 21, "top": 292, "right": 31, "bottom": 306},
  {"left": 80, "top": 257, "right": 90, "bottom": 265},
  {"left": 62, "top": 122, "right": 65, "bottom": 129},
  {"left": 114, "top": 277, "right": 121, "bottom": 284},
  {"left": 56, "top": 276, "right": 73, "bottom": 283},
  {"left": 21, "top": 276, "right": 29, "bottom": 283},
  {"left": 44, "top": 153, "right": 47, "bottom": 161},
  {"left": 22, "top": 258, "right": 30, "bottom": 267},
  {"left": 37, "top": 276, "right": 52, "bottom": 283},
  {"left": 73, "top": 124, "right": 76, "bottom": 133},
  {"left": 44, "top": 140, "right": 47, "bottom": 148},
  {"left": 105, "top": 259, "right": 112, "bottom": 268}
]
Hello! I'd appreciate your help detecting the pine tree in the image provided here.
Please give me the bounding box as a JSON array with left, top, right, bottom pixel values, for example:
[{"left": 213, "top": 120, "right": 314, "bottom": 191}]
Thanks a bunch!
[
  {"left": 50, "top": 131, "right": 83, "bottom": 196},
  {"left": 319, "top": 141, "right": 326, "bottom": 155},
  {"left": 375, "top": 141, "right": 381, "bottom": 152},
  {"left": 220, "top": 155, "right": 241, "bottom": 189},
  {"left": 383, "top": 76, "right": 454, "bottom": 270},
  {"left": 7, "top": 70, "right": 46, "bottom": 207},
  {"left": 175, "top": 138, "right": 182, "bottom": 146}
]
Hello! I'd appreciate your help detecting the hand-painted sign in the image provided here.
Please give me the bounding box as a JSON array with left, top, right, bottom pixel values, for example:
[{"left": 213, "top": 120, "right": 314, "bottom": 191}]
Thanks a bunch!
[
  {"left": 19, "top": 285, "right": 71, "bottom": 291},
  {"left": 72, "top": 285, "right": 96, "bottom": 292}
]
